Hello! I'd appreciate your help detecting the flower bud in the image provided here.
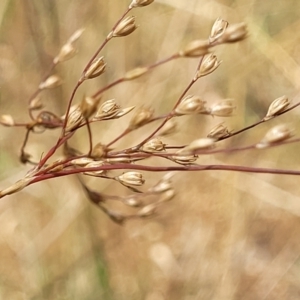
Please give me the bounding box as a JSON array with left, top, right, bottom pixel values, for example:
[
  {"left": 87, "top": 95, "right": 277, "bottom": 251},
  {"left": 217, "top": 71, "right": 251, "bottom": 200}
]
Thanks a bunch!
[
  {"left": 83, "top": 56, "right": 106, "bottom": 79},
  {"left": 0, "top": 114, "right": 14, "bottom": 126},
  {"left": 141, "top": 138, "right": 165, "bottom": 152},
  {"left": 39, "top": 75, "right": 62, "bottom": 89},
  {"left": 175, "top": 95, "right": 205, "bottom": 115},
  {"left": 112, "top": 16, "right": 137, "bottom": 37},
  {"left": 91, "top": 143, "right": 108, "bottom": 159},
  {"left": 264, "top": 95, "right": 289, "bottom": 121},
  {"left": 196, "top": 54, "right": 221, "bottom": 78},
  {"left": 207, "top": 123, "right": 230, "bottom": 139},
  {"left": 71, "top": 157, "right": 94, "bottom": 166},
  {"left": 117, "top": 171, "right": 145, "bottom": 186},
  {"left": 128, "top": 107, "right": 153, "bottom": 129},
  {"left": 256, "top": 124, "right": 293, "bottom": 148},
  {"left": 210, "top": 99, "right": 235, "bottom": 117},
  {"left": 220, "top": 23, "right": 247, "bottom": 43},
  {"left": 179, "top": 39, "right": 210, "bottom": 57},
  {"left": 210, "top": 18, "right": 229, "bottom": 43},
  {"left": 129, "top": 0, "right": 154, "bottom": 8}
]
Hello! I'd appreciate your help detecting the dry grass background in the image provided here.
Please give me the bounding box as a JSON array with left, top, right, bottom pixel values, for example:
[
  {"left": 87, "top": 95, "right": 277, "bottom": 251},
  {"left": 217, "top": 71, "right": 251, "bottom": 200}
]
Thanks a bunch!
[{"left": 1, "top": 0, "right": 300, "bottom": 299}]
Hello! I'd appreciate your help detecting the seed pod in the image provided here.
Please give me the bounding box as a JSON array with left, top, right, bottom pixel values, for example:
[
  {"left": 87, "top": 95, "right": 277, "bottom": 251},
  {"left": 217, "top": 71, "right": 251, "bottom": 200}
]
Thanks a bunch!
[
  {"left": 264, "top": 95, "right": 289, "bottom": 120},
  {"left": 65, "top": 106, "right": 84, "bottom": 132},
  {"left": 124, "top": 67, "right": 148, "bottom": 80},
  {"left": 80, "top": 96, "right": 100, "bottom": 119},
  {"left": 39, "top": 75, "right": 62, "bottom": 89},
  {"left": 220, "top": 22, "right": 247, "bottom": 43},
  {"left": 0, "top": 114, "right": 14, "bottom": 126},
  {"left": 71, "top": 157, "right": 94, "bottom": 166},
  {"left": 256, "top": 124, "right": 293, "bottom": 148},
  {"left": 210, "top": 18, "right": 229, "bottom": 43},
  {"left": 29, "top": 96, "right": 43, "bottom": 110},
  {"left": 159, "top": 119, "right": 177, "bottom": 136},
  {"left": 117, "top": 171, "right": 145, "bottom": 186},
  {"left": 54, "top": 43, "right": 76, "bottom": 64},
  {"left": 180, "top": 138, "right": 215, "bottom": 154},
  {"left": 84, "top": 161, "right": 106, "bottom": 176},
  {"left": 172, "top": 152, "right": 198, "bottom": 164},
  {"left": 94, "top": 99, "right": 120, "bottom": 119},
  {"left": 83, "top": 57, "right": 106, "bottom": 79},
  {"left": 210, "top": 99, "right": 235, "bottom": 117},
  {"left": 68, "top": 28, "right": 85, "bottom": 44},
  {"left": 207, "top": 123, "right": 230, "bottom": 139},
  {"left": 141, "top": 138, "right": 165, "bottom": 152},
  {"left": 175, "top": 95, "right": 205, "bottom": 115},
  {"left": 128, "top": 107, "right": 153, "bottom": 129},
  {"left": 0, "top": 177, "right": 32, "bottom": 197},
  {"left": 196, "top": 54, "right": 221, "bottom": 78},
  {"left": 137, "top": 204, "right": 156, "bottom": 217},
  {"left": 91, "top": 143, "right": 107, "bottom": 159},
  {"left": 129, "top": 0, "right": 154, "bottom": 8},
  {"left": 179, "top": 39, "right": 210, "bottom": 57},
  {"left": 112, "top": 16, "right": 137, "bottom": 37}
]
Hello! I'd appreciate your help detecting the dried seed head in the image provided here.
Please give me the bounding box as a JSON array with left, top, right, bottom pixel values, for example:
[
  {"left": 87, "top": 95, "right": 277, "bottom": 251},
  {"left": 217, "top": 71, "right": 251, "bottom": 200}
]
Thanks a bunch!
[
  {"left": 210, "top": 18, "right": 229, "bottom": 43},
  {"left": 159, "top": 119, "right": 177, "bottom": 136},
  {"left": 172, "top": 152, "right": 198, "bottom": 164},
  {"left": 175, "top": 95, "right": 205, "bottom": 115},
  {"left": 124, "top": 67, "right": 148, "bottom": 80},
  {"left": 256, "top": 124, "right": 293, "bottom": 148},
  {"left": 141, "top": 138, "right": 165, "bottom": 152},
  {"left": 84, "top": 161, "right": 106, "bottom": 176},
  {"left": 80, "top": 96, "right": 100, "bottom": 119},
  {"left": 196, "top": 54, "right": 221, "bottom": 78},
  {"left": 128, "top": 106, "right": 154, "bottom": 129},
  {"left": 29, "top": 96, "right": 43, "bottom": 110},
  {"left": 137, "top": 204, "right": 157, "bottom": 217},
  {"left": 112, "top": 16, "right": 137, "bottom": 37},
  {"left": 117, "top": 171, "right": 145, "bottom": 186},
  {"left": 179, "top": 39, "right": 210, "bottom": 57},
  {"left": 83, "top": 56, "right": 106, "bottom": 80},
  {"left": 0, "top": 114, "right": 14, "bottom": 126},
  {"left": 220, "top": 22, "right": 247, "bottom": 43},
  {"left": 39, "top": 75, "right": 62, "bottom": 89},
  {"left": 207, "top": 123, "right": 230, "bottom": 139},
  {"left": 264, "top": 95, "right": 290, "bottom": 121},
  {"left": 210, "top": 99, "right": 235, "bottom": 117},
  {"left": 129, "top": 0, "right": 154, "bottom": 8},
  {"left": 65, "top": 106, "right": 84, "bottom": 132},
  {"left": 181, "top": 138, "right": 215, "bottom": 154}
]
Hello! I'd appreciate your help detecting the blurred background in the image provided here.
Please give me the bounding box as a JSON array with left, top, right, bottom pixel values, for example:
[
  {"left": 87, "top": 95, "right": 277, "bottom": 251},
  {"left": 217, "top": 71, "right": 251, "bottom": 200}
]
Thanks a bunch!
[{"left": 1, "top": 0, "right": 300, "bottom": 299}]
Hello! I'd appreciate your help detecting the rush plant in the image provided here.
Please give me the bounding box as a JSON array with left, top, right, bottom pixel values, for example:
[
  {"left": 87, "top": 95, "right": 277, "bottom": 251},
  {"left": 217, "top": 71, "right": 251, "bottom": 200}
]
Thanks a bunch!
[{"left": 1, "top": 0, "right": 299, "bottom": 223}]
